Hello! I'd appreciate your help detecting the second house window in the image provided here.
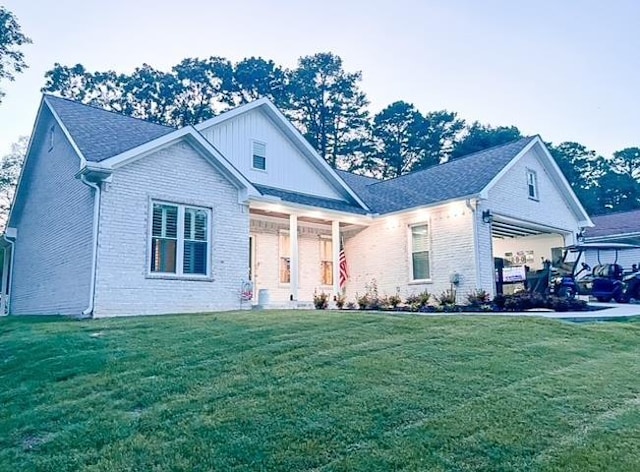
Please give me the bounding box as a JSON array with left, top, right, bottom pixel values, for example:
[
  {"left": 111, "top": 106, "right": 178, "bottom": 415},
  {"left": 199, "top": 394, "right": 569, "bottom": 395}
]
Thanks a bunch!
[{"left": 252, "top": 141, "right": 266, "bottom": 170}]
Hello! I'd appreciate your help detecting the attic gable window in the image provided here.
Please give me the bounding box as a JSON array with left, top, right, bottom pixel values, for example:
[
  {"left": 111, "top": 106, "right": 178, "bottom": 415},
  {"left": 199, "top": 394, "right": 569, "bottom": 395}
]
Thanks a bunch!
[
  {"left": 526, "top": 169, "right": 538, "bottom": 200},
  {"left": 252, "top": 141, "right": 266, "bottom": 171}
]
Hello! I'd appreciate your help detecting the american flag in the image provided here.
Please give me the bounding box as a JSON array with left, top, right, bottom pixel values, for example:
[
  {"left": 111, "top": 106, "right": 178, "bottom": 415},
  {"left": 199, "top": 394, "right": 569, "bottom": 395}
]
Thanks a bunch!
[{"left": 339, "top": 241, "right": 349, "bottom": 290}]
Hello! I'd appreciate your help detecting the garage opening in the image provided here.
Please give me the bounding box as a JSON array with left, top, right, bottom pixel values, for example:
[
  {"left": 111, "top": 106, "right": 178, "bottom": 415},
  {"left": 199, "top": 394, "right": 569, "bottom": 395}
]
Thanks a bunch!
[{"left": 491, "top": 217, "right": 571, "bottom": 295}]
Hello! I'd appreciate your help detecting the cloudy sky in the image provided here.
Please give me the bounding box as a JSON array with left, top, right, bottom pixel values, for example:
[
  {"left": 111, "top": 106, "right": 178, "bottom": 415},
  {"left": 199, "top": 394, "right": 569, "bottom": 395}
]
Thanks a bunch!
[{"left": 1, "top": 0, "right": 638, "bottom": 158}]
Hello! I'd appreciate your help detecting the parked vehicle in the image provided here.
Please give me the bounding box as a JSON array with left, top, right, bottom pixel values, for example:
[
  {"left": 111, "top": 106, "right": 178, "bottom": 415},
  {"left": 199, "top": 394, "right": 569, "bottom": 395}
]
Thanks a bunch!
[{"left": 527, "top": 243, "right": 640, "bottom": 302}]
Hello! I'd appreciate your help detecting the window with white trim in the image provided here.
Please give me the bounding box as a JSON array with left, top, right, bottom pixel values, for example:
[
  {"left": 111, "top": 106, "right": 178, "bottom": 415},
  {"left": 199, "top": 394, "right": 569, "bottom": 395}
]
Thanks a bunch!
[
  {"left": 151, "top": 202, "right": 210, "bottom": 276},
  {"left": 410, "top": 223, "right": 430, "bottom": 281},
  {"left": 526, "top": 169, "right": 538, "bottom": 200},
  {"left": 279, "top": 232, "right": 290, "bottom": 283},
  {"left": 320, "top": 237, "right": 333, "bottom": 285},
  {"left": 252, "top": 141, "right": 266, "bottom": 170}
]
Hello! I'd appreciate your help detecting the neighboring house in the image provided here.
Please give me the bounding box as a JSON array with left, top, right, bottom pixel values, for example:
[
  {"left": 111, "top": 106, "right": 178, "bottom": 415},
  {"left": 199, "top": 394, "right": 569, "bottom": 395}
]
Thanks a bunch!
[
  {"left": 583, "top": 209, "right": 640, "bottom": 269},
  {"left": 0, "top": 95, "right": 592, "bottom": 316}
]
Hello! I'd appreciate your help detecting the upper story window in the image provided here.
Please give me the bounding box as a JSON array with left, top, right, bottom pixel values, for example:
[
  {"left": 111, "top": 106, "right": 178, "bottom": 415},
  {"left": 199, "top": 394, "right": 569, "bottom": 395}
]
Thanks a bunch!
[
  {"left": 151, "top": 202, "right": 210, "bottom": 277},
  {"left": 252, "top": 141, "right": 266, "bottom": 171},
  {"left": 410, "top": 223, "right": 430, "bottom": 281},
  {"left": 526, "top": 169, "right": 538, "bottom": 200}
]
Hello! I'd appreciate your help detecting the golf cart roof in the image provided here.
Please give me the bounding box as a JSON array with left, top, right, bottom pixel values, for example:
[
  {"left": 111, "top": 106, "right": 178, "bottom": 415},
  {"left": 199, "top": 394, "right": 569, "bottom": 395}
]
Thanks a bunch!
[{"left": 565, "top": 242, "right": 640, "bottom": 251}]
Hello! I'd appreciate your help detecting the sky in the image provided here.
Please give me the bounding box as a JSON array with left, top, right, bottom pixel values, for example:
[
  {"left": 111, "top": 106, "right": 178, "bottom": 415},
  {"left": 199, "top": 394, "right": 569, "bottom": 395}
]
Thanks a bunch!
[{"left": 1, "top": 0, "right": 639, "bottom": 158}]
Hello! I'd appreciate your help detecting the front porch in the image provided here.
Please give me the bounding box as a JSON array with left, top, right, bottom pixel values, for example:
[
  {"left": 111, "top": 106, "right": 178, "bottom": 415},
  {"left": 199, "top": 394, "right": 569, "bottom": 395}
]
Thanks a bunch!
[{"left": 248, "top": 203, "right": 368, "bottom": 308}]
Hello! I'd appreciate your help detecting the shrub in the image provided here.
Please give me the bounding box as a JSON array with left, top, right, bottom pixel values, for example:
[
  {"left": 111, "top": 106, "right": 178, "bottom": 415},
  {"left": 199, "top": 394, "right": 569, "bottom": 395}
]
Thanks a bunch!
[
  {"left": 346, "top": 301, "right": 356, "bottom": 310},
  {"left": 436, "top": 289, "right": 457, "bottom": 306},
  {"left": 356, "top": 293, "right": 369, "bottom": 310},
  {"left": 388, "top": 287, "right": 402, "bottom": 309},
  {"left": 466, "top": 289, "right": 491, "bottom": 306},
  {"left": 417, "top": 290, "right": 431, "bottom": 307},
  {"left": 313, "top": 291, "right": 329, "bottom": 310},
  {"left": 493, "top": 294, "right": 506, "bottom": 309},
  {"left": 335, "top": 293, "right": 346, "bottom": 309}
]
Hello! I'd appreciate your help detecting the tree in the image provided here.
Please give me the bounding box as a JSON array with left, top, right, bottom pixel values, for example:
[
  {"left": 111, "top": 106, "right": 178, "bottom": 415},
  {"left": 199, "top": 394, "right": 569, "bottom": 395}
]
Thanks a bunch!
[
  {"left": 286, "top": 52, "right": 370, "bottom": 168},
  {"left": 547, "top": 141, "right": 608, "bottom": 214},
  {"left": 365, "top": 101, "right": 427, "bottom": 178},
  {"left": 0, "top": 136, "right": 27, "bottom": 231},
  {"left": 227, "top": 57, "right": 287, "bottom": 108},
  {"left": 593, "top": 170, "right": 640, "bottom": 214},
  {"left": 450, "top": 122, "right": 522, "bottom": 159},
  {"left": 610, "top": 147, "right": 640, "bottom": 181},
  {"left": 0, "top": 6, "right": 32, "bottom": 104},
  {"left": 413, "top": 110, "right": 465, "bottom": 170}
]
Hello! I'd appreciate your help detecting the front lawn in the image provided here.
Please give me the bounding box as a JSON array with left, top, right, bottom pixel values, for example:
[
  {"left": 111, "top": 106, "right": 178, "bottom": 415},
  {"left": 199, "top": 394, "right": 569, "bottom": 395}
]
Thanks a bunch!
[{"left": 2, "top": 312, "right": 640, "bottom": 471}]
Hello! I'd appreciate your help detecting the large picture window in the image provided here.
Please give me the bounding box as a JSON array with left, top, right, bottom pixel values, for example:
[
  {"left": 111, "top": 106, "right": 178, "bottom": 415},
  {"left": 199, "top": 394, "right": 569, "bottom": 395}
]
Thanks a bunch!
[
  {"left": 410, "top": 223, "right": 430, "bottom": 281},
  {"left": 320, "top": 237, "right": 333, "bottom": 285},
  {"left": 151, "top": 202, "right": 210, "bottom": 277}
]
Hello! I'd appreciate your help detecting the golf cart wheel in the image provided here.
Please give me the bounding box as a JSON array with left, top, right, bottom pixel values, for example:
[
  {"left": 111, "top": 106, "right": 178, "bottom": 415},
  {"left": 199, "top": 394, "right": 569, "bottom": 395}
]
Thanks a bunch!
[
  {"left": 596, "top": 296, "right": 610, "bottom": 302},
  {"left": 557, "top": 287, "right": 575, "bottom": 299}
]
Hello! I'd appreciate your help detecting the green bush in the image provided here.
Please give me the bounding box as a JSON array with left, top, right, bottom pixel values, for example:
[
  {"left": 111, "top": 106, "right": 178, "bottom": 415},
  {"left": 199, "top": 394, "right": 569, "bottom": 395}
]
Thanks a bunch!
[{"left": 313, "top": 291, "right": 329, "bottom": 310}]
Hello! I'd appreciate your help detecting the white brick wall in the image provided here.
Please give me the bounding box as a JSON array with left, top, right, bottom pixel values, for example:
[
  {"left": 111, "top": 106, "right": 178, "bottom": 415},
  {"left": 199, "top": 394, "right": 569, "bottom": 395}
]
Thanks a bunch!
[
  {"left": 343, "top": 203, "right": 478, "bottom": 304},
  {"left": 93, "top": 140, "right": 249, "bottom": 316},
  {"left": 10, "top": 111, "right": 94, "bottom": 315}
]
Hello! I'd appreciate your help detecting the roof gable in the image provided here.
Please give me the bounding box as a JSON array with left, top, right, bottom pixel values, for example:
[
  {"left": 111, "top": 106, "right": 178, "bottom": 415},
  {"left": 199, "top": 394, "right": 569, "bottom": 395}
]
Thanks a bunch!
[
  {"left": 196, "top": 98, "right": 369, "bottom": 211},
  {"left": 44, "top": 95, "right": 175, "bottom": 162}
]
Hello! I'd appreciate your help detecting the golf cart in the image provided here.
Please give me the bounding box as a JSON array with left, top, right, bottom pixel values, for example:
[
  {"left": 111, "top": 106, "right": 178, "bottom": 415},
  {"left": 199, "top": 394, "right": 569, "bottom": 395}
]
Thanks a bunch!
[{"left": 526, "top": 243, "right": 640, "bottom": 302}]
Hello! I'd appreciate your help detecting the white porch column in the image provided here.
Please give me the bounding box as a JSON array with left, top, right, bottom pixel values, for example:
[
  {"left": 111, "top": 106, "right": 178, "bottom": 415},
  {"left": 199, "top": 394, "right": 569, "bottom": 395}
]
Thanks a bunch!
[
  {"left": 332, "top": 220, "right": 340, "bottom": 297},
  {"left": 289, "top": 214, "right": 299, "bottom": 301},
  {"left": 0, "top": 247, "right": 8, "bottom": 315}
]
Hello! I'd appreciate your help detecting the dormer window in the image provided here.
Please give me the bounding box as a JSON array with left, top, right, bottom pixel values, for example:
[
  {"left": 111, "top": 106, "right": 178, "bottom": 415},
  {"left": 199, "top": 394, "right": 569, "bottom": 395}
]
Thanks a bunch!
[
  {"left": 526, "top": 169, "right": 538, "bottom": 200},
  {"left": 252, "top": 141, "right": 266, "bottom": 171}
]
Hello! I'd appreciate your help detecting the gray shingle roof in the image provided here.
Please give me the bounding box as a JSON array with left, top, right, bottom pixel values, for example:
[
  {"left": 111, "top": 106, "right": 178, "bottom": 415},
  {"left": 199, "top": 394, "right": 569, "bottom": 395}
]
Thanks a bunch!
[
  {"left": 339, "top": 137, "right": 536, "bottom": 214},
  {"left": 45, "top": 95, "right": 175, "bottom": 162},
  {"left": 254, "top": 185, "right": 369, "bottom": 215},
  {"left": 585, "top": 209, "right": 640, "bottom": 238}
]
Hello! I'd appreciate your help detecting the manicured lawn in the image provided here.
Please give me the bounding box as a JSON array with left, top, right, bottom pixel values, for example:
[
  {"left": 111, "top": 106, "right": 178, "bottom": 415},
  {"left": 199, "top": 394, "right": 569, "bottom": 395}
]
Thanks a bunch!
[{"left": 2, "top": 312, "right": 640, "bottom": 471}]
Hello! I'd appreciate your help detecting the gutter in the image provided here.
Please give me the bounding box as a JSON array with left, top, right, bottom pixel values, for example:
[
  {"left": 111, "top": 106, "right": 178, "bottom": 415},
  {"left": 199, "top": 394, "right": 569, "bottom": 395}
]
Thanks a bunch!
[
  {"left": 79, "top": 175, "right": 101, "bottom": 317},
  {"left": 466, "top": 199, "right": 482, "bottom": 289},
  {"left": 2, "top": 233, "right": 16, "bottom": 315}
]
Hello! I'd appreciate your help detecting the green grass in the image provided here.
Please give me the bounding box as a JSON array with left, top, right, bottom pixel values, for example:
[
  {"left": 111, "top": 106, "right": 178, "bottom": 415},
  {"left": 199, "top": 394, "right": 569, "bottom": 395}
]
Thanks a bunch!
[{"left": 2, "top": 312, "right": 640, "bottom": 471}]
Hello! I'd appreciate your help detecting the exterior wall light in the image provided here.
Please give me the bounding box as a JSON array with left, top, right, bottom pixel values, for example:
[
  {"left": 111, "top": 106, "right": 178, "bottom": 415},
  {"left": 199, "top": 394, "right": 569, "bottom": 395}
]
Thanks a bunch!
[{"left": 482, "top": 210, "right": 493, "bottom": 224}]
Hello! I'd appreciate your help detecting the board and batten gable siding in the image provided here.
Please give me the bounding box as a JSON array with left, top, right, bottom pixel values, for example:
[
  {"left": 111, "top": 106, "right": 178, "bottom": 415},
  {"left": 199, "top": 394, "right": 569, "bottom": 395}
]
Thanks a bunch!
[
  {"left": 344, "top": 203, "right": 477, "bottom": 303},
  {"left": 200, "top": 108, "right": 345, "bottom": 200},
  {"left": 487, "top": 146, "right": 580, "bottom": 235},
  {"left": 10, "top": 111, "right": 94, "bottom": 315},
  {"left": 93, "top": 140, "right": 249, "bottom": 316}
]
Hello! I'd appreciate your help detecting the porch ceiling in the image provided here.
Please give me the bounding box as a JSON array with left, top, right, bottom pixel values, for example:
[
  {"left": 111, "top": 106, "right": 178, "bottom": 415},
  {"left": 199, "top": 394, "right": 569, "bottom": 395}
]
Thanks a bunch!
[{"left": 491, "top": 216, "right": 569, "bottom": 239}]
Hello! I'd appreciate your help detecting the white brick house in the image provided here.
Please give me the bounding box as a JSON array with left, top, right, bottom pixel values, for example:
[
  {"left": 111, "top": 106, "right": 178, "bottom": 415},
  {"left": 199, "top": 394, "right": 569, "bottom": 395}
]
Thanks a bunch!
[{"left": 1, "top": 95, "right": 592, "bottom": 316}]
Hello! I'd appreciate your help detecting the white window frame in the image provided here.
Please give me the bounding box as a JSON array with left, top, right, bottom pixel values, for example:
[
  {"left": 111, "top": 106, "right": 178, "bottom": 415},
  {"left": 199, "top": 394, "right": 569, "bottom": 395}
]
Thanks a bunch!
[
  {"left": 408, "top": 222, "right": 431, "bottom": 283},
  {"left": 319, "top": 235, "right": 333, "bottom": 286},
  {"left": 278, "top": 231, "right": 291, "bottom": 285},
  {"left": 526, "top": 169, "right": 539, "bottom": 201},
  {"left": 251, "top": 140, "right": 267, "bottom": 171},
  {"left": 148, "top": 200, "right": 212, "bottom": 279}
]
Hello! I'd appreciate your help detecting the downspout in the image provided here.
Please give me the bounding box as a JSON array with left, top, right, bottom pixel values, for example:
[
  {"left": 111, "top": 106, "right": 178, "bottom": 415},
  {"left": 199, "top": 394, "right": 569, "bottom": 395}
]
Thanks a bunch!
[
  {"left": 80, "top": 175, "right": 101, "bottom": 318},
  {"left": 466, "top": 199, "right": 482, "bottom": 289},
  {"left": 2, "top": 234, "right": 16, "bottom": 315}
]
